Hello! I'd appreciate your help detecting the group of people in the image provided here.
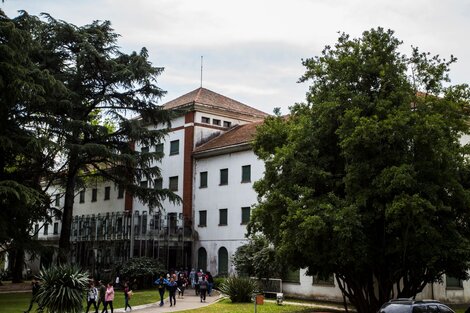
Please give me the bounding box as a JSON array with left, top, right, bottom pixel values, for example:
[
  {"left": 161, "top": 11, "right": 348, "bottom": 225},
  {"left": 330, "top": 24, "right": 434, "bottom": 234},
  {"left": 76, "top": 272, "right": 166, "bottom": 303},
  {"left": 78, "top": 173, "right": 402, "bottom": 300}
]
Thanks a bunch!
[
  {"left": 85, "top": 280, "right": 132, "bottom": 313},
  {"left": 154, "top": 268, "right": 214, "bottom": 306}
]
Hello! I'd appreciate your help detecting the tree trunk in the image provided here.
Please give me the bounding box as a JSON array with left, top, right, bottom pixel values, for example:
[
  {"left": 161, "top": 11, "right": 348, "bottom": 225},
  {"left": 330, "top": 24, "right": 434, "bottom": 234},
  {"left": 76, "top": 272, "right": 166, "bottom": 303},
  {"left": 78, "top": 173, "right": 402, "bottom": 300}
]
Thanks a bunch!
[
  {"left": 11, "top": 247, "right": 25, "bottom": 283},
  {"left": 58, "top": 153, "right": 78, "bottom": 264}
]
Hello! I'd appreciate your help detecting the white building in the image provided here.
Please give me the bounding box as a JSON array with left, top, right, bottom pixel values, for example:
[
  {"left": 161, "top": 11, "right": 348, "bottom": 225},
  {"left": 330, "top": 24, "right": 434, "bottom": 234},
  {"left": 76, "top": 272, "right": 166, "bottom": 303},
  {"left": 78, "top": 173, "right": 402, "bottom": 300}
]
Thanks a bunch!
[{"left": 31, "top": 87, "right": 470, "bottom": 304}]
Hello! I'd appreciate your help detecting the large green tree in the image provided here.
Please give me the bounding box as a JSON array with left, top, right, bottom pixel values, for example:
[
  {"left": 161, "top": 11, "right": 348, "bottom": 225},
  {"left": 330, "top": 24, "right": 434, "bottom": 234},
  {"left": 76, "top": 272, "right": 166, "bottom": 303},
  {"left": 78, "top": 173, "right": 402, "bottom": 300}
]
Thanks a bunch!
[
  {"left": 7, "top": 11, "right": 179, "bottom": 264},
  {"left": 0, "top": 10, "right": 62, "bottom": 281},
  {"left": 250, "top": 28, "right": 470, "bottom": 313}
]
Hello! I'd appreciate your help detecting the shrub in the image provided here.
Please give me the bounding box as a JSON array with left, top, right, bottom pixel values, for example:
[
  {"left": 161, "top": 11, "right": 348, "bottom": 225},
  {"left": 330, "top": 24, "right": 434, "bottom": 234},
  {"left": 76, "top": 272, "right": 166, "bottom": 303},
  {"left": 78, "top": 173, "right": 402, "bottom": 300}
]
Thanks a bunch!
[
  {"left": 36, "top": 264, "right": 88, "bottom": 313},
  {"left": 120, "top": 257, "right": 165, "bottom": 289},
  {"left": 213, "top": 276, "right": 226, "bottom": 290},
  {"left": 219, "top": 276, "right": 260, "bottom": 303}
]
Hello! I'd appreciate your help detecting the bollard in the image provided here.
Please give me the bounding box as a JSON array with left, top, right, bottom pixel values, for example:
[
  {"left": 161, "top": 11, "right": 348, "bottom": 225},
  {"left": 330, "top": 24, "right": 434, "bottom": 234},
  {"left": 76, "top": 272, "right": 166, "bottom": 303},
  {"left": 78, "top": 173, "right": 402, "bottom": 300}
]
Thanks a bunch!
[{"left": 276, "top": 292, "right": 284, "bottom": 305}]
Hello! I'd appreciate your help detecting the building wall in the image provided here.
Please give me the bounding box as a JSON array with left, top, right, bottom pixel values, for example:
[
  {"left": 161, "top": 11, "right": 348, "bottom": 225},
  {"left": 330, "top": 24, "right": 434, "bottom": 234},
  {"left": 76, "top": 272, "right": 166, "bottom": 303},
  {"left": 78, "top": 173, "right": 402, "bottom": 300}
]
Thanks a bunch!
[{"left": 193, "top": 149, "right": 264, "bottom": 276}]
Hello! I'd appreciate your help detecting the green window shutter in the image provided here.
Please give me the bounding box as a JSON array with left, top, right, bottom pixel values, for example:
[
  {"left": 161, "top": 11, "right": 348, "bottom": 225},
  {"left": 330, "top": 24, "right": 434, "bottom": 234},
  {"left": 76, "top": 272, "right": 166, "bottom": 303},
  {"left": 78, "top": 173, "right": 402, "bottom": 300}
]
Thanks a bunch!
[
  {"left": 198, "top": 247, "right": 207, "bottom": 272},
  {"left": 219, "top": 208, "right": 228, "bottom": 226},
  {"left": 220, "top": 168, "right": 228, "bottom": 185},
  {"left": 200, "top": 171, "right": 208, "bottom": 188},
  {"left": 218, "top": 247, "right": 229, "bottom": 276},
  {"left": 170, "top": 140, "right": 179, "bottom": 155},
  {"left": 241, "top": 165, "right": 251, "bottom": 182},
  {"left": 241, "top": 207, "right": 250, "bottom": 224},
  {"left": 199, "top": 210, "right": 207, "bottom": 227}
]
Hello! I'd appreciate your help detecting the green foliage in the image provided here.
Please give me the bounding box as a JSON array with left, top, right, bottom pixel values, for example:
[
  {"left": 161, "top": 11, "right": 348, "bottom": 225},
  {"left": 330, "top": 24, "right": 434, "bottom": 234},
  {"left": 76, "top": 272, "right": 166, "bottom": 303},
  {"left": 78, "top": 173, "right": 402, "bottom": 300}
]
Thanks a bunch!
[
  {"left": 233, "top": 234, "right": 283, "bottom": 279},
  {"left": 251, "top": 27, "right": 470, "bottom": 313},
  {"left": 212, "top": 276, "right": 226, "bottom": 290},
  {"left": 219, "top": 276, "right": 260, "bottom": 303},
  {"left": 36, "top": 265, "right": 89, "bottom": 313},
  {"left": 120, "top": 257, "right": 164, "bottom": 288}
]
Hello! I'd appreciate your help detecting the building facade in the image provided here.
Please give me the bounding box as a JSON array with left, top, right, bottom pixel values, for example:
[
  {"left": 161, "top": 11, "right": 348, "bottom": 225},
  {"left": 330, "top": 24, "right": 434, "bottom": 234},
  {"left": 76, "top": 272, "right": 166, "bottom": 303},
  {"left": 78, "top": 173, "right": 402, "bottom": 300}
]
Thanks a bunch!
[{"left": 30, "top": 87, "right": 470, "bottom": 303}]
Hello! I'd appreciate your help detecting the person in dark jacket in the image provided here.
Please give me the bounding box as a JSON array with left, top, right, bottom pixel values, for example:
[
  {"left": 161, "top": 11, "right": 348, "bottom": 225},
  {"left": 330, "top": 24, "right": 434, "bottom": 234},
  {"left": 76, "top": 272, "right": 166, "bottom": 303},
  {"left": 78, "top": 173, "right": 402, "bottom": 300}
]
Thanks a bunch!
[
  {"left": 199, "top": 276, "right": 208, "bottom": 303},
  {"left": 154, "top": 274, "right": 169, "bottom": 306},
  {"left": 85, "top": 281, "right": 98, "bottom": 313},
  {"left": 167, "top": 277, "right": 178, "bottom": 307},
  {"left": 123, "top": 282, "right": 132, "bottom": 312},
  {"left": 24, "top": 278, "right": 42, "bottom": 313},
  {"left": 96, "top": 280, "right": 106, "bottom": 311}
]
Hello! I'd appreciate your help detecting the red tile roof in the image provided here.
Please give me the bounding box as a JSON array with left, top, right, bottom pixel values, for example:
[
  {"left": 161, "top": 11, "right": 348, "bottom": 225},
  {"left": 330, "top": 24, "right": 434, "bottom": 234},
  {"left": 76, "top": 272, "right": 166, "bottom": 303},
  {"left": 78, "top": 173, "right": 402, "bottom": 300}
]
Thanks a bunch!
[
  {"left": 163, "top": 87, "right": 268, "bottom": 118},
  {"left": 193, "top": 121, "right": 263, "bottom": 154}
]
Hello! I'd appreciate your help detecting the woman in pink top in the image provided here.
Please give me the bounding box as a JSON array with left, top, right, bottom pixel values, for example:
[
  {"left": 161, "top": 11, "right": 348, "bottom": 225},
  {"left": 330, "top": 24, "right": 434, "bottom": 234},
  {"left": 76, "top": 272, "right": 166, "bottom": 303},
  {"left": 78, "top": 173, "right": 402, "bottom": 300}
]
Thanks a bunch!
[{"left": 101, "top": 282, "right": 114, "bottom": 313}]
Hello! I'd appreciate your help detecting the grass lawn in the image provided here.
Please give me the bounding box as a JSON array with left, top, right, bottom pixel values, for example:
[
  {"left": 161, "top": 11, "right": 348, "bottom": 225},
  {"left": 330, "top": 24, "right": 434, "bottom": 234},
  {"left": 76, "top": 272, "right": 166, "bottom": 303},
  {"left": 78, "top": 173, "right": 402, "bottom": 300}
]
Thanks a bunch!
[{"left": 0, "top": 288, "right": 162, "bottom": 313}]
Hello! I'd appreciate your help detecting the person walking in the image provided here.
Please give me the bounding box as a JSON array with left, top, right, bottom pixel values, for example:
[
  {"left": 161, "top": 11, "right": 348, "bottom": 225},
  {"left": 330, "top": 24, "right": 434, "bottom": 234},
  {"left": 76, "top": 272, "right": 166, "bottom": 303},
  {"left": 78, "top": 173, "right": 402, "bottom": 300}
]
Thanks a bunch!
[
  {"left": 85, "top": 282, "right": 98, "bottom": 313},
  {"left": 167, "top": 276, "right": 178, "bottom": 307},
  {"left": 101, "top": 282, "right": 114, "bottom": 313},
  {"left": 206, "top": 271, "right": 214, "bottom": 296},
  {"left": 24, "top": 278, "right": 42, "bottom": 313},
  {"left": 123, "top": 282, "right": 132, "bottom": 312},
  {"left": 154, "top": 274, "right": 169, "bottom": 306},
  {"left": 199, "top": 276, "right": 208, "bottom": 303},
  {"left": 177, "top": 273, "right": 188, "bottom": 298},
  {"left": 96, "top": 280, "right": 106, "bottom": 312}
]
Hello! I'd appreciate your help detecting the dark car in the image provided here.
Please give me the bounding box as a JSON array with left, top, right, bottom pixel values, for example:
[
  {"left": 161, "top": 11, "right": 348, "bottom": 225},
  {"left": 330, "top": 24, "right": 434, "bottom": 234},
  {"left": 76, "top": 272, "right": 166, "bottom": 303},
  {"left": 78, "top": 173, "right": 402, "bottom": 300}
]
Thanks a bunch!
[{"left": 378, "top": 299, "right": 455, "bottom": 313}]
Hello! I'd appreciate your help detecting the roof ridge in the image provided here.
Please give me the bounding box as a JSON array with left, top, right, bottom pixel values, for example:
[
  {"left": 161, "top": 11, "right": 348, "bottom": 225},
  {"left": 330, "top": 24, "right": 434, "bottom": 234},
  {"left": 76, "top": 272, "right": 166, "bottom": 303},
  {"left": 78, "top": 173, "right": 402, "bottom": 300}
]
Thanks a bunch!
[{"left": 194, "top": 87, "right": 203, "bottom": 103}]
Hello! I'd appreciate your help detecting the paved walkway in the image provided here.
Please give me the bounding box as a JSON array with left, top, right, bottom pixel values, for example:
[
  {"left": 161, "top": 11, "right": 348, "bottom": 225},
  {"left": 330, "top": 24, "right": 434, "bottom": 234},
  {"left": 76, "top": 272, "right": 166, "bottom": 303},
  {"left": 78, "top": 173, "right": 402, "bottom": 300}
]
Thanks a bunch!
[{"left": 113, "top": 291, "right": 221, "bottom": 313}]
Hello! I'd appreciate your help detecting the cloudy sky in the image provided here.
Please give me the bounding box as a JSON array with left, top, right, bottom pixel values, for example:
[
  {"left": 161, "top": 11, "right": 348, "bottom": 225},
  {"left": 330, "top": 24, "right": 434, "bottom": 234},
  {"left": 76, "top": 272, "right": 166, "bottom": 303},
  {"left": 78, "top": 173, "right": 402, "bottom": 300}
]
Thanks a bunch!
[{"left": 3, "top": 0, "right": 469, "bottom": 114}]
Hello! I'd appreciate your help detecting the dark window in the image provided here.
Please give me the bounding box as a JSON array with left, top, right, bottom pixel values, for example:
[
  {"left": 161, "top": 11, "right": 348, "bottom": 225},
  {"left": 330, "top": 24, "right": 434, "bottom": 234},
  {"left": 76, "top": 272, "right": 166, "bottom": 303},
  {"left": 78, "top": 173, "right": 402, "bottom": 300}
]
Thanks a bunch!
[
  {"left": 313, "top": 274, "right": 335, "bottom": 286},
  {"left": 201, "top": 116, "right": 210, "bottom": 124},
  {"left": 170, "top": 140, "right": 179, "bottom": 155},
  {"left": 220, "top": 168, "right": 228, "bottom": 185},
  {"left": 91, "top": 188, "right": 97, "bottom": 202},
  {"left": 284, "top": 269, "right": 300, "bottom": 283},
  {"left": 55, "top": 194, "right": 60, "bottom": 207},
  {"left": 104, "top": 186, "right": 111, "bottom": 200},
  {"left": 155, "top": 143, "right": 164, "bottom": 154},
  {"left": 141, "top": 146, "right": 149, "bottom": 153},
  {"left": 446, "top": 275, "right": 463, "bottom": 288},
  {"left": 199, "top": 210, "right": 207, "bottom": 227},
  {"left": 154, "top": 178, "right": 163, "bottom": 190},
  {"left": 53, "top": 222, "right": 59, "bottom": 235},
  {"left": 219, "top": 208, "right": 228, "bottom": 226},
  {"left": 212, "top": 119, "right": 221, "bottom": 126},
  {"left": 218, "top": 247, "right": 229, "bottom": 275},
  {"left": 169, "top": 176, "right": 178, "bottom": 191},
  {"left": 43, "top": 223, "right": 49, "bottom": 235},
  {"left": 241, "top": 207, "right": 250, "bottom": 224},
  {"left": 198, "top": 247, "right": 207, "bottom": 272},
  {"left": 79, "top": 190, "right": 85, "bottom": 203},
  {"left": 200, "top": 171, "right": 208, "bottom": 188},
  {"left": 118, "top": 186, "right": 124, "bottom": 199},
  {"left": 241, "top": 165, "right": 251, "bottom": 183},
  {"left": 223, "top": 121, "right": 231, "bottom": 127},
  {"left": 140, "top": 180, "right": 148, "bottom": 188}
]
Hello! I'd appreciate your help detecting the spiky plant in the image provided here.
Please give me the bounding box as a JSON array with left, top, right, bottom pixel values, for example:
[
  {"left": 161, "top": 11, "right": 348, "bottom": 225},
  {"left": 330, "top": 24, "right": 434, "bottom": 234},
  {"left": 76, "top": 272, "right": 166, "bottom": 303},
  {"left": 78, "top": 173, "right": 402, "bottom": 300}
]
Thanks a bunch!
[
  {"left": 35, "top": 264, "right": 88, "bottom": 313},
  {"left": 219, "top": 276, "right": 260, "bottom": 303}
]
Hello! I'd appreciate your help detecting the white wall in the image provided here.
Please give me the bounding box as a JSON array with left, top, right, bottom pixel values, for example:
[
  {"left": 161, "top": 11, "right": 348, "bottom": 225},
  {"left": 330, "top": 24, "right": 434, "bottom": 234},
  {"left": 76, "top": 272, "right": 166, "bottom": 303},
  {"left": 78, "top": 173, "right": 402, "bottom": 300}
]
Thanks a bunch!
[{"left": 193, "top": 149, "right": 264, "bottom": 275}]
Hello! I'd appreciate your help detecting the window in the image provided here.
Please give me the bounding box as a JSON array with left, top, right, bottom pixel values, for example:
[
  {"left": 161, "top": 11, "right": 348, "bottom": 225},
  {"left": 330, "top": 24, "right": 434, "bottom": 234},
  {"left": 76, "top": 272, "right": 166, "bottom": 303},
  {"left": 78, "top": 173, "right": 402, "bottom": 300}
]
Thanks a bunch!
[
  {"left": 104, "top": 186, "right": 111, "bottom": 200},
  {"left": 284, "top": 268, "right": 300, "bottom": 283},
  {"left": 220, "top": 168, "right": 228, "bottom": 185},
  {"left": 200, "top": 171, "right": 208, "bottom": 188},
  {"left": 155, "top": 143, "right": 164, "bottom": 154},
  {"left": 446, "top": 275, "right": 463, "bottom": 289},
  {"left": 219, "top": 208, "right": 228, "bottom": 226},
  {"left": 201, "top": 116, "right": 210, "bottom": 124},
  {"left": 199, "top": 210, "right": 207, "bottom": 227},
  {"left": 118, "top": 186, "right": 124, "bottom": 199},
  {"left": 91, "top": 188, "right": 97, "bottom": 202},
  {"left": 212, "top": 119, "right": 221, "bottom": 126},
  {"left": 140, "top": 180, "right": 148, "bottom": 188},
  {"left": 43, "top": 223, "right": 49, "bottom": 235},
  {"left": 141, "top": 146, "right": 149, "bottom": 153},
  {"left": 218, "top": 247, "right": 229, "bottom": 276},
  {"left": 223, "top": 121, "right": 231, "bottom": 127},
  {"left": 169, "top": 176, "right": 178, "bottom": 191},
  {"left": 154, "top": 178, "right": 163, "bottom": 190},
  {"left": 241, "top": 207, "right": 251, "bottom": 224},
  {"left": 79, "top": 190, "right": 85, "bottom": 203},
  {"left": 53, "top": 222, "right": 59, "bottom": 235},
  {"left": 54, "top": 194, "right": 60, "bottom": 207},
  {"left": 198, "top": 247, "right": 207, "bottom": 272},
  {"left": 313, "top": 274, "right": 335, "bottom": 286},
  {"left": 241, "top": 165, "right": 251, "bottom": 183},
  {"left": 170, "top": 140, "right": 179, "bottom": 155}
]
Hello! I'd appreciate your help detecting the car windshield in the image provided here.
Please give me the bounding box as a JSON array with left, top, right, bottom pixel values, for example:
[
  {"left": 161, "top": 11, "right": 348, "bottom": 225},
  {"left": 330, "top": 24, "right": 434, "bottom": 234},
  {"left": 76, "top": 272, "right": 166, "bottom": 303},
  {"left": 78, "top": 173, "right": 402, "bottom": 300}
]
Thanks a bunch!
[{"left": 380, "top": 303, "right": 411, "bottom": 313}]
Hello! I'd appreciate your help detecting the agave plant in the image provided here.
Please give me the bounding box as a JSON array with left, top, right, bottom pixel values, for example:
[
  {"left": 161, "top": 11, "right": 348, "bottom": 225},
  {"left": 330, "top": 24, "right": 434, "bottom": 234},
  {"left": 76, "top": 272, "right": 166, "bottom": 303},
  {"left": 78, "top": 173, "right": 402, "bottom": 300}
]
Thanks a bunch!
[
  {"left": 219, "top": 276, "right": 260, "bottom": 303},
  {"left": 35, "top": 264, "right": 89, "bottom": 313}
]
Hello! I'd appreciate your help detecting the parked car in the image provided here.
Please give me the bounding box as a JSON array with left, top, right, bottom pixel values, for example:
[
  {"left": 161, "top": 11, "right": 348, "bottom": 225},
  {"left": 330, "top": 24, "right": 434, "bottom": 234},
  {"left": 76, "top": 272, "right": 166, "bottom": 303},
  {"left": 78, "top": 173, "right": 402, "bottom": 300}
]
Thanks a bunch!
[{"left": 378, "top": 299, "right": 455, "bottom": 313}]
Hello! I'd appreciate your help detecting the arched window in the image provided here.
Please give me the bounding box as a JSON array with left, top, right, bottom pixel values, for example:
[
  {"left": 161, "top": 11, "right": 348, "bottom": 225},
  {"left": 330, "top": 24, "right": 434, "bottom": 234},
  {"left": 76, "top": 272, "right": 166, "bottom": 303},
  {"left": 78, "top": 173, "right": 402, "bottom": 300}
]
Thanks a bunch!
[
  {"left": 218, "top": 247, "right": 228, "bottom": 276},
  {"left": 198, "top": 247, "right": 207, "bottom": 272}
]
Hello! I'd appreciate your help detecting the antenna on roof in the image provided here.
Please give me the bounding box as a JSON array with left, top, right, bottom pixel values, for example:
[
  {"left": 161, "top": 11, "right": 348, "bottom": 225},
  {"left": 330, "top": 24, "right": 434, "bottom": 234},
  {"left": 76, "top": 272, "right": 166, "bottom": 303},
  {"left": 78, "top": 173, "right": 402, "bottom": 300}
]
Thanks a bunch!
[{"left": 200, "top": 56, "right": 203, "bottom": 88}]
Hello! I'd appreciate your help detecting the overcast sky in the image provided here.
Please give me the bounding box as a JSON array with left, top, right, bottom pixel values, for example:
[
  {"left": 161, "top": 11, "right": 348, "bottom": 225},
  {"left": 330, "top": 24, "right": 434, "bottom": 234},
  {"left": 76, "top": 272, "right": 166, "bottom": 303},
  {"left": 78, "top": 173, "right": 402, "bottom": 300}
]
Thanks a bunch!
[{"left": 3, "top": 0, "right": 469, "bottom": 114}]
